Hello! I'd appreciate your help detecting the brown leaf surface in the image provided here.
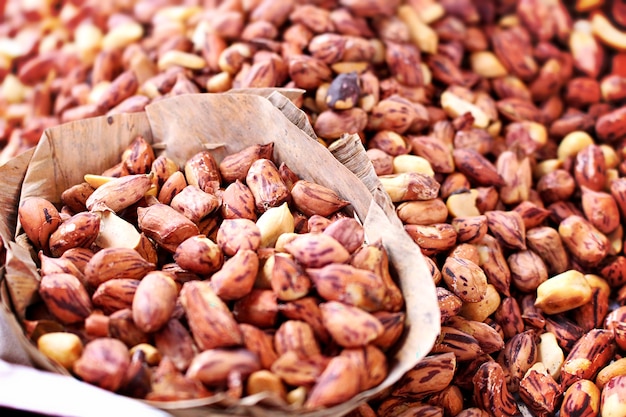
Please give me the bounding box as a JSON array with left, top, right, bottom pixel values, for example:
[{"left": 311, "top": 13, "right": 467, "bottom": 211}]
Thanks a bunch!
[{"left": 0, "top": 92, "right": 439, "bottom": 416}]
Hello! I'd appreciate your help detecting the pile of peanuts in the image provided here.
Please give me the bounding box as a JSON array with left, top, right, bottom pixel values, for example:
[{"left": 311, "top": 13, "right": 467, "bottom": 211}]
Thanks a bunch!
[
  {"left": 20, "top": 136, "right": 408, "bottom": 410},
  {"left": 6, "top": 0, "right": 626, "bottom": 415}
]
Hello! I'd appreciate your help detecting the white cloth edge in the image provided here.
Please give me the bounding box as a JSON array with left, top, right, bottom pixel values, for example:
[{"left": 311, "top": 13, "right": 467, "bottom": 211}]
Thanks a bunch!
[{"left": 0, "top": 359, "right": 172, "bottom": 417}]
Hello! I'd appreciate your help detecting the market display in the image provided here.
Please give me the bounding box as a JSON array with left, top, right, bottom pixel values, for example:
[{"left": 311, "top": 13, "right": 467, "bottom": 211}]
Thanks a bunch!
[{"left": 4, "top": 0, "right": 626, "bottom": 416}]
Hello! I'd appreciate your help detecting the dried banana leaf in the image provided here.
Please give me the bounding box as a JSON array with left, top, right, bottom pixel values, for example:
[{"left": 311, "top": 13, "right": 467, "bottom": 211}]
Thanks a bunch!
[{"left": 0, "top": 92, "right": 439, "bottom": 417}]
